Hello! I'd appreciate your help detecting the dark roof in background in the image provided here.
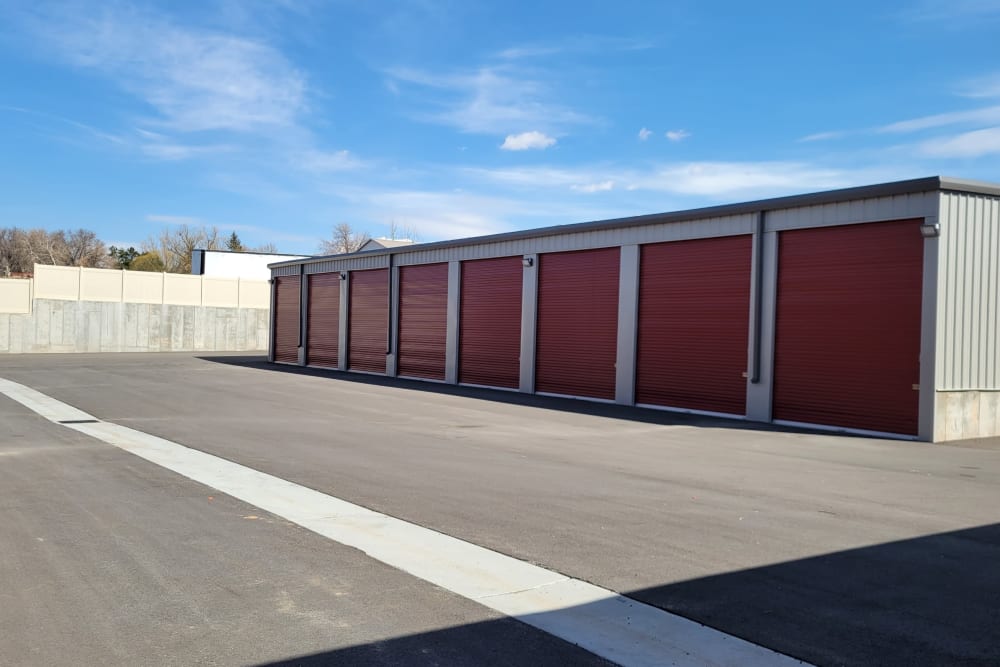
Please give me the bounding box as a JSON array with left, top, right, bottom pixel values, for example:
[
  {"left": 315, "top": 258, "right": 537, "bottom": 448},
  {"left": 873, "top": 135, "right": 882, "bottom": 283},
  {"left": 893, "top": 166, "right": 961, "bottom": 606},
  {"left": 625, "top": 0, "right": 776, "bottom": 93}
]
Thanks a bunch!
[{"left": 270, "top": 176, "right": 1000, "bottom": 269}]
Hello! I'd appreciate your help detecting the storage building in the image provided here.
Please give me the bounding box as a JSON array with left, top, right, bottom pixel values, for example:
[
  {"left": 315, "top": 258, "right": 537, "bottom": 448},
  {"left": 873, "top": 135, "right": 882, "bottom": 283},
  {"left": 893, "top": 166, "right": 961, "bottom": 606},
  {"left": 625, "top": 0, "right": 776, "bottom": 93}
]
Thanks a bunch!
[{"left": 269, "top": 176, "right": 1000, "bottom": 443}]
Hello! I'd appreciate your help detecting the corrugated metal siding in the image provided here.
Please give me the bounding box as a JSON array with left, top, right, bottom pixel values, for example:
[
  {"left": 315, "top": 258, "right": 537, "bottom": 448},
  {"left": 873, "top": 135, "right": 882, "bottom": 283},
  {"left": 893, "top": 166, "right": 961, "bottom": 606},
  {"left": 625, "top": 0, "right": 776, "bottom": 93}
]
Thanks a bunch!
[
  {"left": 393, "top": 214, "right": 753, "bottom": 266},
  {"left": 397, "top": 263, "right": 448, "bottom": 380},
  {"left": 348, "top": 268, "right": 388, "bottom": 373},
  {"left": 938, "top": 192, "right": 1000, "bottom": 389},
  {"left": 636, "top": 235, "right": 752, "bottom": 415},
  {"left": 307, "top": 273, "right": 339, "bottom": 368},
  {"left": 766, "top": 192, "right": 936, "bottom": 232},
  {"left": 273, "top": 275, "right": 300, "bottom": 363},
  {"left": 459, "top": 256, "right": 522, "bottom": 388},
  {"left": 272, "top": 265, "right": 300, "bottom": 277},
  {"left": 773, "top": 219, "right": 924, "bottom": 435},
  {"left": 536, "top": 248, "right": 620, "bottom": 399},
  {"left": 305, "top": 254, "right": 390, "bottom": 274}
]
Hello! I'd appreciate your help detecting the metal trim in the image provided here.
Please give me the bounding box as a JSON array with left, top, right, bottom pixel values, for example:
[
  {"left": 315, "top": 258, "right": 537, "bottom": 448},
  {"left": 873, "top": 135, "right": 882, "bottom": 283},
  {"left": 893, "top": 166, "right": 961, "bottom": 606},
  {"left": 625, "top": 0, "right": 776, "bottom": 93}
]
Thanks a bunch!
[{"left": 270, "top": 177, "right": 980, "bottom": 271}]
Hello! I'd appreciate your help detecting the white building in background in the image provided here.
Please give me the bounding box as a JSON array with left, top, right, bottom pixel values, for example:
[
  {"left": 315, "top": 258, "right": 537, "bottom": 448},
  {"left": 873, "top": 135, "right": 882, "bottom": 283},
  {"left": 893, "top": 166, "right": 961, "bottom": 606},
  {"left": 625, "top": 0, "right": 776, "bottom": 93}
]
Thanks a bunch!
[
  {"left": 192, "top": 249, "right": 310, "bottom": 281},
  {"left": 358, "top": 238, "right": 416, "bottom": 252}
]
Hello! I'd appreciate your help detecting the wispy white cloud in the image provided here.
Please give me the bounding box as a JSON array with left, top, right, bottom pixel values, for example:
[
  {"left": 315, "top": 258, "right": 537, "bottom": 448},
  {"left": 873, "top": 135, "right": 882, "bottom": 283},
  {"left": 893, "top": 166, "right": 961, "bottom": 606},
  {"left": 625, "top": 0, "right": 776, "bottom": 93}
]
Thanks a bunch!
[
  {"left": 385, "top": 65, "right": 592, "bottom": 135},
  {"left": 798, "top": 130, "right": 849, "bottom": 142},
  {"left": 571, "top": 180, "right": 615, "bottom": 193},
  {"left": 495, "top": 35, "right": 653, "bottom": 60},
  {"left": 879, "top": 105, "right": 1000, "bottom": 133},
  {"left": 338, "top": 187, "right": 517, "bottom": 239},
  {"left": 22, "top": 5, "right": 307, "bottom": 133},
  {"left": 139, "top": 142, "right": 235, "bottom": 160},
  {"left": 900, "top": 0, "right": 1000, "bottom": 23},
  {"left": 500, "top": 131, "right": 556, "bottom": 151},
  {"left": 144, "top": 213, "right": 316, "bottom": 245},
  {"left": 465, "top": 160, "right": 889, "bottom": 198},
  {"left": 638, "top": 127, "right": 652, "bottom": 141},
  {"left": 665, "top": 129, "right": 691, "bottom": 142},
  {"left": 919, "top": 126, "right": 1000, "bottom": 157},
  {"left": 958, "top": 72, "right": 1000, "bottom": 99},
  {"left": 294, "top": 148, "right": 368, "bottom": 172}
]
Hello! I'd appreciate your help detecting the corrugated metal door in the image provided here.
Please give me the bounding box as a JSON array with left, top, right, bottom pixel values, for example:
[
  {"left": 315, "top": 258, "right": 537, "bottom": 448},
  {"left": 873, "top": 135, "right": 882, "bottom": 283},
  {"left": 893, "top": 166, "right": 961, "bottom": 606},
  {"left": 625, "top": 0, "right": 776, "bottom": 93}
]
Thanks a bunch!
[
  {"left": 398, "top": 263, "right": 448, "bottom": 380},
  {"left": 636, "top": 235, "right": 752, "bottom": 415},
  {"left": 348, "top": 268, "right": 388, "bottom": 374},
  {"left": 536, "top": 247, "right": 620, "bottom": 399},
  {"left": 459, "top": 256, "right": 522, "bottom": 388},
  {"left": 773, "top": 219, "right": 923, "bottom": 435},
  {"left": 307, "top": 272, "right": 340, "bottom": 368},
  {"left": 273, "top": 275, "right": 300, "bottom": 364}
]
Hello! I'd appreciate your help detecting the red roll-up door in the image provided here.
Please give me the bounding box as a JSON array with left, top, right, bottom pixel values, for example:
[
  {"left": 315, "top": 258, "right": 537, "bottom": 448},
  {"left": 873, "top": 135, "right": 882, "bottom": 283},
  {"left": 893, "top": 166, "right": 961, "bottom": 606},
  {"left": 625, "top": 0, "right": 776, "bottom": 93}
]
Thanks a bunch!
[
  {"left": 307, "top": 273, "right": 340, "bottom": 368},
  {"left": 636, "top": 235, "right": 752, "bottom": 415},
  {"left": 348, "top": 268, "right": 388, "bottom": 374},
  {"left": 273, "top": 275, "right": 300, "bottom": 364},
  {"left": 536, "top": 247, "right": 620, "bottom": 400},
  {"left": 460, "top": 256, "right": 523, "bottom": 388},
  {"left": 398, "top": 263, "right": 448, "bottom": 380},
  {"left": 773, "top": 219, "right": 923, "bottom": 435}
]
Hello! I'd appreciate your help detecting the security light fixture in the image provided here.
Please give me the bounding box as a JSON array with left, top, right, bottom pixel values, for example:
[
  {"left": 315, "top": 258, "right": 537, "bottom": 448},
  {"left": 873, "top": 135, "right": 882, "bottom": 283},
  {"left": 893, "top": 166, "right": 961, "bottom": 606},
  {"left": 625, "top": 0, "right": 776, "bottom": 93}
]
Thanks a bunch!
[
  {"left": 522, "top": 256, "right": 534, "bottom": 268},
  {"left": 920, "top": 222, "right": 940, "bottom": 238},
  {"left": 339, "top": 271, "right": 347, "bottom": 280}
]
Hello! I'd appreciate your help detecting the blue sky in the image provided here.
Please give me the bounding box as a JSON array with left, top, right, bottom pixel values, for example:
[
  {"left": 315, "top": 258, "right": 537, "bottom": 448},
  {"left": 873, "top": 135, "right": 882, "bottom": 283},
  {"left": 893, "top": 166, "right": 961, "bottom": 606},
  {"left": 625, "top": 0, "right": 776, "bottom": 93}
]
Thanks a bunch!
[{"left": 2, "top": 0, "right": 1000, "bottom": 254}]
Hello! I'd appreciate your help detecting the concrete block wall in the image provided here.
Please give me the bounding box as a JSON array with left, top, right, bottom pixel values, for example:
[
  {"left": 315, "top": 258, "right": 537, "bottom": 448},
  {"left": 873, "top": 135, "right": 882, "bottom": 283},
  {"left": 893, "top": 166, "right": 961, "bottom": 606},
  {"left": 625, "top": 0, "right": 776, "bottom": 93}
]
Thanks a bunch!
[
  {"left": 0, "top": 299, "right": 269, "bottom": 354},
  {"left": 0, "top": 265, "right": 271, "bottom": 354},
  {"left": 934, "top": 391, "right": 1000, "bottom": 441}
]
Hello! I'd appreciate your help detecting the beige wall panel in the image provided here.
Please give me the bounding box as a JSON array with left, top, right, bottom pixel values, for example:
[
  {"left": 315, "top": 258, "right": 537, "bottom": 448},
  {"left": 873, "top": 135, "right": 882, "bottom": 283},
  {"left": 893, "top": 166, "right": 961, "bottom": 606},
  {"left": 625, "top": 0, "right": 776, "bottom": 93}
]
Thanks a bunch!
[
  {"left": 123, "top": 272, "right": 165, "bottom": 304},
  {"left": 239, "top": 280, "right": 270, "bottom": 309},
  {"left": 202, "top": 277, "right": 240, "bottom": 308},
  {"left": 80, "top": 267, "right": 123, "bottom": 302},
  {"left": 33, "top": 265, "right": 80, "bottom": 300},
  {"left": 0, "top": 279, "right": 31, "bottom": 314},
  {"left": 163, "top": 274, "right": 203, "bottom": 306}
]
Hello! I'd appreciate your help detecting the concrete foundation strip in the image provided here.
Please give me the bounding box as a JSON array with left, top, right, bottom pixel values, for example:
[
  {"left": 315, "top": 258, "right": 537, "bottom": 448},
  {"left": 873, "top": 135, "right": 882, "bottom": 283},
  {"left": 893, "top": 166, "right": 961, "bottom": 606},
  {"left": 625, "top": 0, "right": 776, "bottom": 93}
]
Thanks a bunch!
[{"left": 0, "top": 376, "right": 807, "bottom": 667}]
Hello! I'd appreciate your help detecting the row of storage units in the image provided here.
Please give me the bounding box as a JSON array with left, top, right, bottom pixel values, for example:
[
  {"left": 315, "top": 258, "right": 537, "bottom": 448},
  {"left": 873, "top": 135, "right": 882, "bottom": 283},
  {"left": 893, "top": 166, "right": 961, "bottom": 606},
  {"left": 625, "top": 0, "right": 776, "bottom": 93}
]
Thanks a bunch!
[{"left": 272, "top": 178, "right": 946, "bottom": 440}]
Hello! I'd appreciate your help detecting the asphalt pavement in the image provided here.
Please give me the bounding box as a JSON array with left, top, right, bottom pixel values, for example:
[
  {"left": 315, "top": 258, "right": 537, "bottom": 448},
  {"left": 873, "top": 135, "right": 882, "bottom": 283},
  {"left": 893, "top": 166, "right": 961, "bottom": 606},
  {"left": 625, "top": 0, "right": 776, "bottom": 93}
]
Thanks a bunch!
[{"left": 2, "top": 352, "right": 999, "bottom": 666}]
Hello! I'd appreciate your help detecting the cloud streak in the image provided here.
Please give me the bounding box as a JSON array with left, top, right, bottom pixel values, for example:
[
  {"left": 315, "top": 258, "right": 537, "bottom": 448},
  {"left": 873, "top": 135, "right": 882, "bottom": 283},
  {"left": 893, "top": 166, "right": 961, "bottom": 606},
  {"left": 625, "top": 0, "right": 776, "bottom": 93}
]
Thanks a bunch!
[
  {"left": 23, "top": 5, "right": 307, "bottom": 133},
  {"left": 919, "top": 126, "right": 1000, "bottom": 157},
  {"left": 386, "top": 65, "right": 592, "bottom": 135},
  {"left": 500, "top": 131, "right": 556, "bottom": 151}
]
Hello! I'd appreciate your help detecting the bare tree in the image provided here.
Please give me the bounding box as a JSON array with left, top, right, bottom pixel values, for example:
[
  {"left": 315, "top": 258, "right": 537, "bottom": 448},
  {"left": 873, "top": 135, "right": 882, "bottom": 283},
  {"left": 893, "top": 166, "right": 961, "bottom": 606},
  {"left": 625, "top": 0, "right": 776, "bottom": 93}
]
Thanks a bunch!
[
  {"left": 253, "top": 241, "right": 279, "bottom": 254},
  {"left": 0, "top": 228, "right": 29, "bottom": 276},
  {"left": 143, "top": 224, "right": 222, "bottom": 273},
  {"left": 320, "top": 222, "right": 370, "bottom": 255},
  {"left": 0, "top": 226, "right": 110, "bottom": 274},
  {"left": 21, "top": 228, "right": 67, "bottom": 266},
  {"left": 64, "top": 229, "right": 107, "bottom": 267},
  {"left": 387, "top": 220, "right": 420, "bottom": 242}
]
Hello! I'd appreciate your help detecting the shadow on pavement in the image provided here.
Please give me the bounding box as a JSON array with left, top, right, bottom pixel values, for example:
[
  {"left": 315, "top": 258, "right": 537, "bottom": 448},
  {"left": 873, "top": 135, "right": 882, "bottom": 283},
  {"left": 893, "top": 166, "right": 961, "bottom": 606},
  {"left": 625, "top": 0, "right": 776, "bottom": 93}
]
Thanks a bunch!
[
  {"left": 197, "top": 355, "right": 878, "bottom": 440},
  {"left": 253, "top": 523, "right": 1000, "bottom": 666}
]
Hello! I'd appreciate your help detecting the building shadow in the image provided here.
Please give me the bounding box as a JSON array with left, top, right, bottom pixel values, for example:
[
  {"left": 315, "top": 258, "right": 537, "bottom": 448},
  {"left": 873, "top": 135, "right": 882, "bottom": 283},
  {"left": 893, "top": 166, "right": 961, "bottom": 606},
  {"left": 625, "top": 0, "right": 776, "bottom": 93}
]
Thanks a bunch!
[
  {"left": 196, "top": 355, "right": 879, "bottom": 440},
  {"left": 254, "top": 523, "right": 1000, "bottom": 666}
]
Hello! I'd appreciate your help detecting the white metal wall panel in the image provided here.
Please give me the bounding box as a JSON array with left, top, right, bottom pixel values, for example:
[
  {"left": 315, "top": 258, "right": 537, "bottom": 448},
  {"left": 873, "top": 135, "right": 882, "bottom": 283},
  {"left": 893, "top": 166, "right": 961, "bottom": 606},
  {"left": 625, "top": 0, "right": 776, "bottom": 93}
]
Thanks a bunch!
[
  {"left": 937, "top": 191, "right": 1000, "bottom": 390},
  {"left": 766, "top": 192, "right": 937, "bottom": 232}
]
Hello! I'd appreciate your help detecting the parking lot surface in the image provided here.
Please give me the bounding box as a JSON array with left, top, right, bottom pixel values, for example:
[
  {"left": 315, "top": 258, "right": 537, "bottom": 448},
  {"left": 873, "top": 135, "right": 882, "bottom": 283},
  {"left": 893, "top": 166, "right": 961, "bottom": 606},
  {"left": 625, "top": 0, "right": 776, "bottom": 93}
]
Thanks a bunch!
[{"left": 2, "top": 352, "right": 999, "bottom": 666}]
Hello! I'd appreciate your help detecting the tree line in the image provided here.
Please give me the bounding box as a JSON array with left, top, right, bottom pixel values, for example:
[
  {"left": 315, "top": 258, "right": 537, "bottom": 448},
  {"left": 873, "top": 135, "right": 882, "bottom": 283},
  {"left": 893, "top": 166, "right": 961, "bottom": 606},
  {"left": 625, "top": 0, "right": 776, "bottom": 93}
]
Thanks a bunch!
[{"left": 0, "top": 225, "right": 277, "bottom": 277}]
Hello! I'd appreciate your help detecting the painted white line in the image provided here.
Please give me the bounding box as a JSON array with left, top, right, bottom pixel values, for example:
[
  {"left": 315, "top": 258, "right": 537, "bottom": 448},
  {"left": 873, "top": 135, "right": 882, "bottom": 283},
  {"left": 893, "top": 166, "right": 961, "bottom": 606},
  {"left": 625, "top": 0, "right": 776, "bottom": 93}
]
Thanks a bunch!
[{"left": 0, "top": 377, "right": 807, "bottom": 667}]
